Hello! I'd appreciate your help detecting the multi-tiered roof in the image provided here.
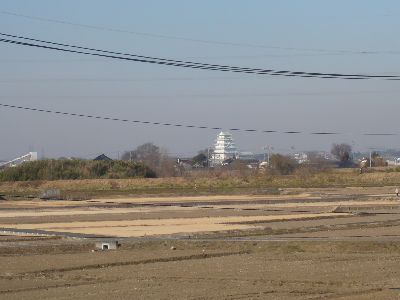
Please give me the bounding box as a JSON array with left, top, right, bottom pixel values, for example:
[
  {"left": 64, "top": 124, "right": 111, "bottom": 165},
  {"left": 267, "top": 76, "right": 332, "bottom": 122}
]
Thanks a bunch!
[{"left": 213, "top": 132, "right": 237, "bottom": 164}]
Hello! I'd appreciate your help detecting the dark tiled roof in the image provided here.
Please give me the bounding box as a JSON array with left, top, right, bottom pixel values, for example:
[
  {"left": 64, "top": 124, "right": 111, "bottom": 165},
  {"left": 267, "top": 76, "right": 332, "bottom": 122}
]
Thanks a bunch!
[{"left": 93, "top": 154, "right": 112, "bottom": 161}]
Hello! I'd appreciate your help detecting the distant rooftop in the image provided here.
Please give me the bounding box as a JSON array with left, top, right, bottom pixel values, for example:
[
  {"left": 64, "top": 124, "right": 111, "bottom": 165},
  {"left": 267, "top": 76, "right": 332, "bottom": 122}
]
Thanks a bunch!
[{"left": 93, "top": 154, "right": 112, "bottom": 161}]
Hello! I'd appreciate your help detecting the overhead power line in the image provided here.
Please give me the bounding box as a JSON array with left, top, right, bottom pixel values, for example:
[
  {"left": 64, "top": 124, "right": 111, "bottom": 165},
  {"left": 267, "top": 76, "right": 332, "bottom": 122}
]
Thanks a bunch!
[
  {"left": 3, "top": 10, "right": 399, "bottom": 55},
  {"left": 1, "top": 33, "right": 399, "bottom": 80},
  {"left": 0, "top": 103, "right": 397, "bottom": 136},
  {"left": 2, "top": 89, "right": 399, "bottom": 97},
  {"left": 0, "top": 102, "right": 334, "bottom": 134}
]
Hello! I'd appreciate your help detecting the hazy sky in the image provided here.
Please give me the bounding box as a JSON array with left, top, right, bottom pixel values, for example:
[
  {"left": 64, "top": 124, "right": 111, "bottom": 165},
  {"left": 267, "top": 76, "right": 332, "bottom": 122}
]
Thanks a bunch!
[{"left": 1, "top": 0, "right": 400, "bottom": 160}]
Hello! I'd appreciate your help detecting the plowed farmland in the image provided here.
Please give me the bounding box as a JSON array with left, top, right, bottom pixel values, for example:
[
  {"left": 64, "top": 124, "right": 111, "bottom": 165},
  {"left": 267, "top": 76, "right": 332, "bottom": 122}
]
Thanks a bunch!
[{"left": 1, "top": 186, "right": 400, "bottom": 299}]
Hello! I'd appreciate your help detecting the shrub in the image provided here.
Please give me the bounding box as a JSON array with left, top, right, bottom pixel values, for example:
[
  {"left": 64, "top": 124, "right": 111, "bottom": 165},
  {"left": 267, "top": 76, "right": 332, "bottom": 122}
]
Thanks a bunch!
[
  {"left": 0, "top": 159, "right": 156, "bottom": 181},
  {"left": 269, "top": 154, "right": 297, "bottom": 175}
]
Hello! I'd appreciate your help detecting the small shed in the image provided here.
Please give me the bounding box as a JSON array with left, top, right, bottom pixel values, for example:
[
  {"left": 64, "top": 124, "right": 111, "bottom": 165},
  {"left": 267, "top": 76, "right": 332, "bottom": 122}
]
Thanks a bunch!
[{"left": 95, "top": 240, "right": 120, "bottom": 250}]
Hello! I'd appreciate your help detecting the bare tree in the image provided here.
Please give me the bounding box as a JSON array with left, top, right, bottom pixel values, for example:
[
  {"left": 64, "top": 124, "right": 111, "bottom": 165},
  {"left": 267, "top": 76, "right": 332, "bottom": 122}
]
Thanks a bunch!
[
  {"left": 371, "top": 151, "right": 387, "bottom": 167},
  {"left": 192, "top": 152, "right": 207, "bottom": 167},
  {"left": 269, "top": 154, "right": 297, "bottom": 175},
  {"left": 122, "top": 143, "right": 161, "bottom": 170},
  {"left": 331, "top": 143, "right": 352, "bottom": 164},
  {"left": 122, "top": 143, "right": 176, "bottom": 177}
]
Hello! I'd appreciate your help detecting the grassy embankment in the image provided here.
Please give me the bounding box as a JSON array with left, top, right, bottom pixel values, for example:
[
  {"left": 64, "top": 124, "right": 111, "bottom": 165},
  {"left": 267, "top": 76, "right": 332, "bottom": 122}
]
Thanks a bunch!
[{"left": 1, "top": 167, "right": 400, "bottom": 199}]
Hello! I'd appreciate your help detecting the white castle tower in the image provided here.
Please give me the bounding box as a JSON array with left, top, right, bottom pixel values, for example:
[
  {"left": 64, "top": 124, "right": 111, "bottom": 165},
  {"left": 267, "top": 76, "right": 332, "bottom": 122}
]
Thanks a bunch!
[{"left": 213, "top": 132, "right": 238, "bottom": 164}]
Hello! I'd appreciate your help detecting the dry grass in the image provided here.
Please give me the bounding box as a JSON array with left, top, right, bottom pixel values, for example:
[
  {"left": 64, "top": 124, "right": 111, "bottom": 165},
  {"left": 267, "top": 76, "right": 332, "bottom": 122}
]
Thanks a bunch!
[{"left": 1, "top": 168, "right": 400, "bottom": 198}]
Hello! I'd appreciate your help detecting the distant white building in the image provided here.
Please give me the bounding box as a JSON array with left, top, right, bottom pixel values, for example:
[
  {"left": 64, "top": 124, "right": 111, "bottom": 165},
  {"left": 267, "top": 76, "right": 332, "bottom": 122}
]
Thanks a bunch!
[
  {"left": 387, "top": 157, "right": 400, "bottom": 166},
  {"left": 293, "top": 152, "right": 309, "bottom": 164},
  {"left": 212, "top": 132, "right": 238, "bottom": 165},
  {"left": 0, "top": 152, "right": 38, "bottom": 169}
]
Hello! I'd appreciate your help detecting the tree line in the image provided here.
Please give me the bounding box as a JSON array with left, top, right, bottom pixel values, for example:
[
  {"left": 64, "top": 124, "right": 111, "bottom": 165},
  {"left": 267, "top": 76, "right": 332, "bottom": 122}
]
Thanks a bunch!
[{"left": 0, "top": 142, "right": 389, "bottom": 182}]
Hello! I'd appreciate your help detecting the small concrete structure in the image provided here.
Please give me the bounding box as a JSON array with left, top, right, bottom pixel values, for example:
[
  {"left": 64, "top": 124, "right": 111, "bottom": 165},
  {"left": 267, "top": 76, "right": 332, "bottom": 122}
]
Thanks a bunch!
[
  {"left": 95, "top": 240, "right": 119, "bottom": 250},
  {"left": 39, "top": 189, "right": 62, "bottom": 200}
]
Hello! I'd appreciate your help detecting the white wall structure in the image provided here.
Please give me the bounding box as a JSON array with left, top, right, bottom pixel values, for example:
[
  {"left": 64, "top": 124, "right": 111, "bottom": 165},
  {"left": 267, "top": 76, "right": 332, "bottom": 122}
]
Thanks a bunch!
[
  {"left": 95, "top": 241, "right": 119, "bottom": 250},
  {"left": 212, "top": 132, "right": 238, "bottom": 165},
  {"left": 293, "top": 153, "right": 309, "bottom": 164},
  {"left": 0, "top": 152, "right": 38, "bottom": 169}
]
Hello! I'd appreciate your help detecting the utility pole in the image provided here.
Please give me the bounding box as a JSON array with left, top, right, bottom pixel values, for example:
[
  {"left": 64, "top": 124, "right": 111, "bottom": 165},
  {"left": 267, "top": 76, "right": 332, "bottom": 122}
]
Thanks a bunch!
[
  {"left": 207, "top": 148, "right": 210, "bottom": 168},
  {"left": 263, "top": 146, "right": 267, "bottom": 162},
  {"left": 263, "top": 147, "right": 266, "bottom": 162},
  {"left": 263, "top": 146, "right": 272, "bottom": 165},
  {"left": 369, "top": 150, "right": 372, "bottom": 168},
  {"left": 368, "top": 147, "right": 378, "bottom": 168}
]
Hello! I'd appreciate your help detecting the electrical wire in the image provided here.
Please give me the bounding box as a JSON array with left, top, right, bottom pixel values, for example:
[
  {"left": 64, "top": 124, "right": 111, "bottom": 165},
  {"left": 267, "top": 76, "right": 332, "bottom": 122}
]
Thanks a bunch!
[
  {"left": 4, "top": 10, "right": 398, "bottom": 55},
  {"left": 1, "top": 33, "right": 399, "bottom": 137},
  {"left": 1, "top": 89, "right": 400, "bottom": 97},
  {"left": 1, "top": 33, "right": 399, "bottom": 80},
  {"left": 0, "top": 102, "right": 397, "bottom": 136}
]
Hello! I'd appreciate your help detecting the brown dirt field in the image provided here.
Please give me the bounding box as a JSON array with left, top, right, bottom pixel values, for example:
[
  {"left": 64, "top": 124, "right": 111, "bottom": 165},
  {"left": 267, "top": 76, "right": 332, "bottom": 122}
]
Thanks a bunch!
[
  {"left": 0, "top": 213, "right": 346, "bottom": 237},
  {"left": 87, "top": 192, "right": 317, "bottom": 203},
  {"left": 0, "top": 207, "right": 195, "bottom": 218},
  {"left": 1, "top": 186, "right": 400, "bottom": 298},
  {"left": 1, "top": 240, "right": 400, "bottom": 299}
]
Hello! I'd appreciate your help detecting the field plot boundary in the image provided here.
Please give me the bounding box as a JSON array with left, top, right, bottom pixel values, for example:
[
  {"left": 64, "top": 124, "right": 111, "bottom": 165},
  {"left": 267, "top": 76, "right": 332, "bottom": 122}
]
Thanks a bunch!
[
  {"left": 0, "top": 228, "right": 108, "bottom": 238},
  {"left": 0, "top": 213, "right": 350, "bottom": 238}
]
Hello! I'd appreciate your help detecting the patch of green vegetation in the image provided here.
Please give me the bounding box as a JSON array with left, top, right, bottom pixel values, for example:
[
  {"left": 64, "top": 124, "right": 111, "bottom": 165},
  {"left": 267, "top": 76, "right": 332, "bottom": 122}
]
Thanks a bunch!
[{"left": 0, "top": 159, "right": 156, "bottom": 181}]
